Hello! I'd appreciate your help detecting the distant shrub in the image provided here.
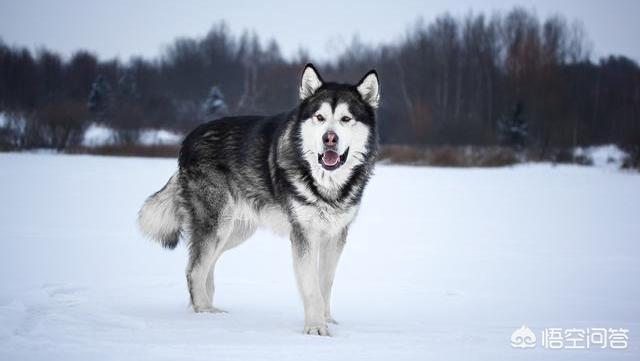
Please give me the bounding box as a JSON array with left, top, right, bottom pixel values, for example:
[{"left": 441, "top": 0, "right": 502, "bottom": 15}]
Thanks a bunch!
[
  {"left": 621, "top": 145, "right": 640, "bottom": 170},
  {"left": 5, "top": 101, "right": 89, "bottom": 150},
  {"left": 546, "top": 148, "right": 575, "bottom": 165},
  {"left": 572, "top": 153, "right": 594, "bottom": 166},
  {"left": 66, "top": 144, "right": 179, "bottom": 158},
  {"left": 35, "top": 101, "right": 88, "bottom": 149},
  {"left": 378, "top": 146, "right": 518, "bottom": 167},
  {"left": 108, "top": 102, "right": 144, "bottom": 145},
  {"left": 0, "top": 112, "right": 26, "bottom": 150}
]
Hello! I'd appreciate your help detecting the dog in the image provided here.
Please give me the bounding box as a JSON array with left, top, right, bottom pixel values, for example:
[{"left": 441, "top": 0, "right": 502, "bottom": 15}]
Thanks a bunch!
[{"left": 138, "top": 64, "right": 380, "bottom": 336}]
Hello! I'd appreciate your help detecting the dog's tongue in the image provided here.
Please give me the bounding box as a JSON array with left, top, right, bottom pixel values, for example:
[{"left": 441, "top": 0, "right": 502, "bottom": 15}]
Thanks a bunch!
[{"left": 322, "top": 150, "right": 340, "bottom": 166}]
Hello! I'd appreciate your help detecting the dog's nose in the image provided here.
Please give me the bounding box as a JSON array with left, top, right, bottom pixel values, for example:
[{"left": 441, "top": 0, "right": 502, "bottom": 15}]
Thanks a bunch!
[{"left": 323, "top": 131, "right": 338, "bottom": 147}]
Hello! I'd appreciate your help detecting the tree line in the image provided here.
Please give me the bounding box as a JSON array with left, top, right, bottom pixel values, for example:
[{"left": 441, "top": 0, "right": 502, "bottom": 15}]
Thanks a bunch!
[{"left": 1, "top": 8, "right": 639, "bottom": 153}]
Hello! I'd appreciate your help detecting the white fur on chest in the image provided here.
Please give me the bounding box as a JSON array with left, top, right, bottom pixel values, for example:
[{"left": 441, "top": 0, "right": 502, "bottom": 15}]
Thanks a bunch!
[{"left": 290, "top": 200, "right": 358, "bottom": 237}]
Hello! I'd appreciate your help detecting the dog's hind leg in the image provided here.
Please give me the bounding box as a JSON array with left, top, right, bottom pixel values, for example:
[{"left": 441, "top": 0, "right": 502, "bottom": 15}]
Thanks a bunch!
[
  {"left": 203, "top": 245, "right": 226, "bottom": 312},
  {"left": 204, "top": 220, "right": 256, "bottom": 307},
  {"left": 187, "top": 235, "right": 226, "bottom": 313},
  {"left": 205, "top": 264, "right": 215, "bottom": 306},
  {"left": 319, "top": 228, "right": 347, "bottom": 324},
  {"left": 182, "top": 171, "right": 242, "bottom": 313},
  {"left": 184, "top": 190, "right": 233, "bottom": 313}
]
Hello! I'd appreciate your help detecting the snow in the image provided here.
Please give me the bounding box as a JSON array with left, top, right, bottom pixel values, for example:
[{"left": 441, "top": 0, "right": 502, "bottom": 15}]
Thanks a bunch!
[
  {"left": 138, "top": 129, "right": 183, "bottom": 146},
  {"left": 0, "top": 153, "right": 638, "bottom": 360},
  {"left": 81, "top": 125, "right": 183, "bottom": 147},
  {"left": 0, "top": 112, "right": 26, "bottom": 134},
  {"left": 81, "top": 123, "right": 117, "bottom": 147},
  {"left": 574, "top": 145, "right": 629, "bottom": 168}
]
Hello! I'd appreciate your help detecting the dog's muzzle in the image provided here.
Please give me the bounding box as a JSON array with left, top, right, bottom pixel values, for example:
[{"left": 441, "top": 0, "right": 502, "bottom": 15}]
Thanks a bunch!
[{"left": 318, "top": 147, "right": 349, "bottom": 171}]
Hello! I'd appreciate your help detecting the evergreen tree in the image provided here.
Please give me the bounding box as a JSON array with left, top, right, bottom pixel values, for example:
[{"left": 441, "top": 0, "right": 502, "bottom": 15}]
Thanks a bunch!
[
  {"left": 201, "top": 85, "right": 228, "bottom": 119},
  {"left": 498, "top": 101, "right": 528, "bottom": 149},
  {"left": 117, "top": 72, "right": 139, "bottom": 101},
  {"left": 87, "top": 74, "right": 112, "bottom": 118}
]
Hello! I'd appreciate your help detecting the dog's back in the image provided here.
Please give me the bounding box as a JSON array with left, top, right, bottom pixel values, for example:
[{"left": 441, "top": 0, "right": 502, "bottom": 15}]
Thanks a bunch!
[{"left": 139, "top": 114, "right": 286, "bottom": 248}]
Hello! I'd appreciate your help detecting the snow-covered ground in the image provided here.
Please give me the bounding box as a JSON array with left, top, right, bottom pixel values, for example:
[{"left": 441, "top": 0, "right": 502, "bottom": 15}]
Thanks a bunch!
[{"left": 0, "top": 153, "right": 638, "bottom": 360}]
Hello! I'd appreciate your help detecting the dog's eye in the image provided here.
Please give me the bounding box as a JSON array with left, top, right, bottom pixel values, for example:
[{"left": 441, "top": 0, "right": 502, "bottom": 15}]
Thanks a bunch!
[
  {"left": 315, "top": 114, "right": 325, "bottom": 122},
  {"left": 341, "top": 116, "right": 352, "bottom": 123}
]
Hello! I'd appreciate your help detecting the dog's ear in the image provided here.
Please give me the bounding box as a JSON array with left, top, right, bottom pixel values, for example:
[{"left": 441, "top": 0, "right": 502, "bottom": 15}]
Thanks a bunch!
[
  {"left": 300, "top": 63, "right": 324, "bottom": 100},
  {"left": 356, "top": 70, "right": 380, "bottom": 109}
]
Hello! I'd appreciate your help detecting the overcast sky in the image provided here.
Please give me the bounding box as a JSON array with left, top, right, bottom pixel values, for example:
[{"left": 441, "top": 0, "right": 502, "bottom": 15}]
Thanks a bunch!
[{"left": 1, "top": 0, "right": 639, "bottom": 63}]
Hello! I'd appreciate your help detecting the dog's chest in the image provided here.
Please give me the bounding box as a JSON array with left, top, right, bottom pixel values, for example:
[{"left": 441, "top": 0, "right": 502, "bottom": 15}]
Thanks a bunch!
[
  {"left": 258, "top": 206, "right": 291, "bottom": 237},
  {"left": 291, "top": 201, "right": 357, "bottom": 236}
]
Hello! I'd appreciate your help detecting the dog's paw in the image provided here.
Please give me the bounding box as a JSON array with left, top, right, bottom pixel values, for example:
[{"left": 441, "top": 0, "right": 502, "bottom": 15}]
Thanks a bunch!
[
  {"left": 326, "top": 317, "right": 339, "bottom": 325},
  {"left": 304, "top": 324, "right": 330, "bottom": 336},
  {"left": 194, "top": 306, "right": 227, "bottom": 314}
]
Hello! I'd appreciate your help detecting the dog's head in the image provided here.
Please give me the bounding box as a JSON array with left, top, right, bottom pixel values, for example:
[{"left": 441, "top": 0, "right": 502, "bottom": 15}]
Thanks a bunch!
[{"left": 296, "top": 64, "right": 380, "bottom": 186}]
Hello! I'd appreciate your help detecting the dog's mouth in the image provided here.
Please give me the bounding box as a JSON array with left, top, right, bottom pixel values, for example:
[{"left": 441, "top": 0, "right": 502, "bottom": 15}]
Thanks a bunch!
[{"left": 318, "top": 147, "right": 349, "bottom": 171}]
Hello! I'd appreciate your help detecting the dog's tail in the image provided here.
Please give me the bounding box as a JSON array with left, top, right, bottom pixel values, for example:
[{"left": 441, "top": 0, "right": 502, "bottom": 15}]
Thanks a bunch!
[{"left": 138, "top": 173, "right": 182, "bottom": 249}]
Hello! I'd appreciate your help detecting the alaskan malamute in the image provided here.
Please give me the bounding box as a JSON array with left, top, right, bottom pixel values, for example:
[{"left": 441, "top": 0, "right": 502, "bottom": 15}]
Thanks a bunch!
[{"left": 138, "top": 64, "right": 380, "bottom": 335}]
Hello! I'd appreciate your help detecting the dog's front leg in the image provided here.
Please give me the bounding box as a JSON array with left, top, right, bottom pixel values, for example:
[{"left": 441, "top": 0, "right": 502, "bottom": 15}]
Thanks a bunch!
[
  {"left": 320, "top": 228, "right": 347, "bottom": 324},
  {"left": 291, "top": 225, "right": 328, "bottom": 336}
]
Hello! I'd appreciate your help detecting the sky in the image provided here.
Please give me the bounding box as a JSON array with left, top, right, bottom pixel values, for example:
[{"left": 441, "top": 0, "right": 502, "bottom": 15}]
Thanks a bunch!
[{"left": 0, "top": 0, "right": 639, "bottom": 63}]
